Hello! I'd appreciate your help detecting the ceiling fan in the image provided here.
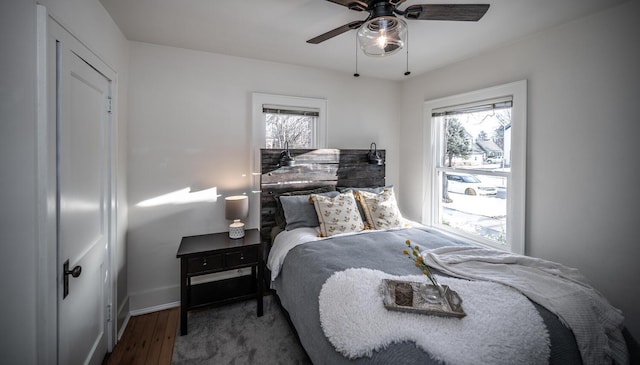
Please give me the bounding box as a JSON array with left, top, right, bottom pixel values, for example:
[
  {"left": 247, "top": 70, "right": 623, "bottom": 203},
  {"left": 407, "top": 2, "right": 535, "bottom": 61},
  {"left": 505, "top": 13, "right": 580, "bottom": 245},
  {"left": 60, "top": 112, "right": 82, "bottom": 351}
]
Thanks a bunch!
[{"left": 307, "top": 0, "right": 490, "bottom": 57}]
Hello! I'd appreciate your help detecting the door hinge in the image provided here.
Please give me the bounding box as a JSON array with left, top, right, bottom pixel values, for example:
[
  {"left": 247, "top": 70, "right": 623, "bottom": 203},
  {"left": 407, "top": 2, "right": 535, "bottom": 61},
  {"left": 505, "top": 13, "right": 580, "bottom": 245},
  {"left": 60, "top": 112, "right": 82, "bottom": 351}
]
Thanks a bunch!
[
  {"left": 106, "top": 304, "right": 112, "bottom": 322},
  {"left": 107, "top": 97, "right": 112, "bottom": 114}
]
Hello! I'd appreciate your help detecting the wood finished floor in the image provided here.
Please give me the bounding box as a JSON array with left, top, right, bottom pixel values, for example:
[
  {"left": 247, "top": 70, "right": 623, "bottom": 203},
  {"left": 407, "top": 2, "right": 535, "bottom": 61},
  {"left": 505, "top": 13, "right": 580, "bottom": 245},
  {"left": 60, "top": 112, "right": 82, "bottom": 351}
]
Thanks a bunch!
[{"left": 105, "top": 307, "right": 179, "bottom": 365}]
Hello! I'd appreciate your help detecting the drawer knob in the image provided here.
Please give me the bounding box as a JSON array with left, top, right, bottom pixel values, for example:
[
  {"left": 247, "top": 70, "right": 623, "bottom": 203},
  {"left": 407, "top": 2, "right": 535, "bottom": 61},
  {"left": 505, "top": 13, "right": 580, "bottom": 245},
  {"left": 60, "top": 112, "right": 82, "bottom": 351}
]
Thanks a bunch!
[{"left": 203, "top": 258, "right": 207, "bottom": 266}]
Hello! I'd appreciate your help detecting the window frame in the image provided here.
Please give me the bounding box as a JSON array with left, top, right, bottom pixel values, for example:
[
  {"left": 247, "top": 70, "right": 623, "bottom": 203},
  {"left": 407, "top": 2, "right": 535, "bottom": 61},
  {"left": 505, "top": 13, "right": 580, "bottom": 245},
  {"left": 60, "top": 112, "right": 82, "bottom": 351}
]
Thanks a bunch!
[
  {"left": 263, "top": 107, "right": 318, "bottom": 149},
  {"left": 250, "top": 92, "right": 328, "bottom": 196},
  {"left": 252, "top": 93, "right": 327, "bottom": 150},
  {"left": 422, "top": 80, "right": 527, "bottom": 254}
]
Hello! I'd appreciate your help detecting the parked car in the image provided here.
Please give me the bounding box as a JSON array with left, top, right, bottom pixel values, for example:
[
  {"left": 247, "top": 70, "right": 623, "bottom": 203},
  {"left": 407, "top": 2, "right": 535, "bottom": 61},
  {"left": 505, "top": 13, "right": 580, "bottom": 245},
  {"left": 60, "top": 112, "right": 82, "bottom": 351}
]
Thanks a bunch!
[{"left": 446, "top": 173, "right": 497, "bottom": 196}]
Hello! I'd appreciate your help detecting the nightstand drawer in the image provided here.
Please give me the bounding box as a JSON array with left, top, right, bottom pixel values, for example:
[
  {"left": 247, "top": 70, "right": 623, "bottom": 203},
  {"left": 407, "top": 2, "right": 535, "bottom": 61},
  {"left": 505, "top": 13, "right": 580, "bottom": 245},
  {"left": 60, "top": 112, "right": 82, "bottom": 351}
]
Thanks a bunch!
[
  {"left": 187, "top": 254, "right": 223, "bottom": 274},
  {"left": 225, "top": 247, "right": 258, "bottom": 268}
]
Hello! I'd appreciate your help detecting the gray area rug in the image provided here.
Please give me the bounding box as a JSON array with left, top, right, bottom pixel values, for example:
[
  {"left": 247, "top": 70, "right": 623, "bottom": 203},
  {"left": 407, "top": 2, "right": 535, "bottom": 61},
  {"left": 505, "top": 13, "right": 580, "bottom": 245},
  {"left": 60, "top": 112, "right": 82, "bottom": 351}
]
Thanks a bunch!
[{"left": 172, "top": 295, "right": 312, "bottom": 365}]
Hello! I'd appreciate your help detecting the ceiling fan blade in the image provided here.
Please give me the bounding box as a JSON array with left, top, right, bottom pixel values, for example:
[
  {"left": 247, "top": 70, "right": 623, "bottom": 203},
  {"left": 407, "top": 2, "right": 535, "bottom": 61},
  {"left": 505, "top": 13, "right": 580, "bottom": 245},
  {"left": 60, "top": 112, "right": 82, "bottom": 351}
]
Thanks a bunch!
[
  {"left": 404, "top": 4, "right": 490, "bottom": 21},
  {"left": 388, "top": 0, "right": 407, "bottom": 6},
  {"left": 307, "top": 20, "right": 365, "bottom": 44},
  {"left": 326, "top": 0, "right": 368, "bottom": 11}
]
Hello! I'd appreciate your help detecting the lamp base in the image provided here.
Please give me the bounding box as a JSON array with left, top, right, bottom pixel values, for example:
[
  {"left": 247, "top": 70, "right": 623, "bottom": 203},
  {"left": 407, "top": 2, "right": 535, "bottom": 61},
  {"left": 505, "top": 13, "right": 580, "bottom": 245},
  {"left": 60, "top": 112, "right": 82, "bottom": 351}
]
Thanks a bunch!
[{"left": 229, "top": 219, "right": 245, "bottom": 239}]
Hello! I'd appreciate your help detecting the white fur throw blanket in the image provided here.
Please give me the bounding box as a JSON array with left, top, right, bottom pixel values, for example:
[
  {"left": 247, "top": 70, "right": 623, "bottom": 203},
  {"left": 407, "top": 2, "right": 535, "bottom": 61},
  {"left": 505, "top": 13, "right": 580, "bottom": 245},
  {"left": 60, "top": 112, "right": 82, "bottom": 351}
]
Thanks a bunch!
[
  {"left": 423, "top": 246, "right": 628, "bottom": 365},
  {"left": 319, "top": 268, "right": 550, "bottom": 365}
]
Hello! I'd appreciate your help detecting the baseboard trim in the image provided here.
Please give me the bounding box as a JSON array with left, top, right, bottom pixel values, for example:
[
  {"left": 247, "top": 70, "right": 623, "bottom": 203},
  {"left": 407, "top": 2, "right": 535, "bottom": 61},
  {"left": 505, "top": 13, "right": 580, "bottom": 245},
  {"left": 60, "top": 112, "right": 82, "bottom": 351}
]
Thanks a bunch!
[
  {"left": 117, "top": 314, "right": 130, "bottom": 341},
  {"left": 116, "top": 299, "right": 180, "bottom": 341},
  {"left": 116, "top": 295, "right": 130, "bottom": 341},
  {"left": 129, "top": 301, "right": 181, "bottom": 317}
]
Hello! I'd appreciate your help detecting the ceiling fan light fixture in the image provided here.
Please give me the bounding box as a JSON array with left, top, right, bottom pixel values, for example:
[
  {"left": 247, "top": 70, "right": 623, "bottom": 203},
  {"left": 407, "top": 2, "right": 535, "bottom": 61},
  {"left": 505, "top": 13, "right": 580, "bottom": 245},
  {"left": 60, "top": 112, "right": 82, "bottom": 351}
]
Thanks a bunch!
[{"left": 357, "top": 16, "right": 407, "bottom": 57}]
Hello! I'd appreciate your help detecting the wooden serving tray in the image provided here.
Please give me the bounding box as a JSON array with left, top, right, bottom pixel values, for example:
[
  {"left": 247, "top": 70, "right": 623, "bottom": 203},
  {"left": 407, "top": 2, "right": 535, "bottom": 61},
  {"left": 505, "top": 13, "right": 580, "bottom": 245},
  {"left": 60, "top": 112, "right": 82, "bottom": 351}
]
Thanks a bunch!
[{"left": 381, "top": 279, "right": 466, "bottom": 318}]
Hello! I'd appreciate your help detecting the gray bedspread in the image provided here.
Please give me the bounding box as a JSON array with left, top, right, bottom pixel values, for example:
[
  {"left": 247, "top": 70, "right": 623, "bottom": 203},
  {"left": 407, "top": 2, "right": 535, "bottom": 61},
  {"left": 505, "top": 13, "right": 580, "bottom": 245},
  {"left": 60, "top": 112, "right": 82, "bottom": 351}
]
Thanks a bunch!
[{"left": 271, "top": 227, "right": 582, "bottom": 365}]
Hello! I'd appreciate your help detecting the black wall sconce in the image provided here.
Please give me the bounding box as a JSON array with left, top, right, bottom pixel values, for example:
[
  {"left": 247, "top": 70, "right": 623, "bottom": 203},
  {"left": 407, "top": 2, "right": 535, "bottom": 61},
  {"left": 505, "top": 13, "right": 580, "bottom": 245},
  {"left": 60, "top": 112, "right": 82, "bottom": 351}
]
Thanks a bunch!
[
  {"left": 367, "top": 142, "right": 384, "bottom": 165},
  {"left": 279, "top": 142, "right": 295, "bottom": 167}
]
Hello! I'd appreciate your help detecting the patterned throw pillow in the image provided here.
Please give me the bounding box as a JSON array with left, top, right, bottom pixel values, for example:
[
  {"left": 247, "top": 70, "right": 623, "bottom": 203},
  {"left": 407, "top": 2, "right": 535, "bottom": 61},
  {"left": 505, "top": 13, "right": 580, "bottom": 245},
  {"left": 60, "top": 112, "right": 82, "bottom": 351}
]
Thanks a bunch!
[
  {"left": 356, "top": 189, "right": 407, "bottom": 230},
  {"left": 310, "top": 191, "right": 365, "bottom": 237}
]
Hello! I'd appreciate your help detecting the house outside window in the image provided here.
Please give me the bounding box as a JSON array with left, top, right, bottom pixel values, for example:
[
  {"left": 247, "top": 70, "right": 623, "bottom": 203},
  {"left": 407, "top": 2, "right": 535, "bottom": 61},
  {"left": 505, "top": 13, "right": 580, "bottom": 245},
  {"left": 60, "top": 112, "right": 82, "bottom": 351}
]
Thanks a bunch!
[{"left": 423, "top": 81, "right": 527, "bottom": 254}]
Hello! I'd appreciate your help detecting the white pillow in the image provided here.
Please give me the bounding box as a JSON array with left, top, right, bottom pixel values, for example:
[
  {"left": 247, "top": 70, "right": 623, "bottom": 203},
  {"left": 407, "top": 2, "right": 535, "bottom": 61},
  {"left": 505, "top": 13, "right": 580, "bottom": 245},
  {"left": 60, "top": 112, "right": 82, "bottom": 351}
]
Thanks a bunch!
[
  {"left": 310, "top": 191, "right": 365, "bottom": 237},
  {"left": 356, "top": 188, "right": 407, "bottom": 230}
]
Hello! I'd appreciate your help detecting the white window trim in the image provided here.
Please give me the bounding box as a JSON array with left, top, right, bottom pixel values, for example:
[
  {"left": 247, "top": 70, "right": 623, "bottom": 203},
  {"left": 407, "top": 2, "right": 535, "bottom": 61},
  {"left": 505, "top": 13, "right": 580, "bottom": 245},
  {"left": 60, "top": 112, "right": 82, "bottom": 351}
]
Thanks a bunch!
[
  {"left": 250, "top": 92, "right": 328, "bottom": 195},
  {"left": 252, "top": 93, "right": 327, "bottom": 150},
  {"left": 422, "top": 80, "right": 527, "bottom": 254}
]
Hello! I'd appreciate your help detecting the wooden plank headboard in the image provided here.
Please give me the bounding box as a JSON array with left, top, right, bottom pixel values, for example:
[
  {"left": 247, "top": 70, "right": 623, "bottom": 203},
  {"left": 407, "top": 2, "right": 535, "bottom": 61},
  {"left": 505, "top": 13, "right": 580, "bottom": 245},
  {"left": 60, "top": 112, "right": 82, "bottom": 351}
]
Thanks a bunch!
[{"left": 259, "top": 148, "right": 385, "bottom": 244}]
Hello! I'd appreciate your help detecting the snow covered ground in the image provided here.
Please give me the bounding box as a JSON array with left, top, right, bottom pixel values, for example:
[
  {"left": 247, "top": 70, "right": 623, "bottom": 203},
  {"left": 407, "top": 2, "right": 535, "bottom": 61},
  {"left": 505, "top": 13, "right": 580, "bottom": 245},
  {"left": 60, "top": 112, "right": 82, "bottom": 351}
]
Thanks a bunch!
[{"left": 442, "top": 191, "right": 507, "bottom": 243}]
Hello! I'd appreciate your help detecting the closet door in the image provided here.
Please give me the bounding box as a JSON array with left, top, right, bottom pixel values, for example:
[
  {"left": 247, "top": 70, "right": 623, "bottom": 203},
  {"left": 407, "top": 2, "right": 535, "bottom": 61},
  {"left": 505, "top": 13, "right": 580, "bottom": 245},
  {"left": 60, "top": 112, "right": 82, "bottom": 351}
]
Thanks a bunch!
[{"left": 50, "top": 18, "right": 112, "bottom": 365}]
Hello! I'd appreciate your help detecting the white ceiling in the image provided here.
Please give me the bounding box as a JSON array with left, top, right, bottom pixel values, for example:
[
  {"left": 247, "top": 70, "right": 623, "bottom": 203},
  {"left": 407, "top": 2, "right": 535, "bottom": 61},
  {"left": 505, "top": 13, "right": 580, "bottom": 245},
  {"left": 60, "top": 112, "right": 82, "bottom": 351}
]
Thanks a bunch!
[{"left": 99, "top": 0, "right": 627, "bottom": 81}]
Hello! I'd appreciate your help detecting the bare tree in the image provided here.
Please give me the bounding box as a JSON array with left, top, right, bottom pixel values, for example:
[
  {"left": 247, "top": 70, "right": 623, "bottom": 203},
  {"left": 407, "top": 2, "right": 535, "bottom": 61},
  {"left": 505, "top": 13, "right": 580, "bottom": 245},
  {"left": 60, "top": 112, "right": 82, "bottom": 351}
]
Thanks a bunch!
[
  {"left": 265, "top": 114, "right": 312, "bottom": 148},
  {"left": 492, "top": 109, "right": 511, "bottom": 150}
]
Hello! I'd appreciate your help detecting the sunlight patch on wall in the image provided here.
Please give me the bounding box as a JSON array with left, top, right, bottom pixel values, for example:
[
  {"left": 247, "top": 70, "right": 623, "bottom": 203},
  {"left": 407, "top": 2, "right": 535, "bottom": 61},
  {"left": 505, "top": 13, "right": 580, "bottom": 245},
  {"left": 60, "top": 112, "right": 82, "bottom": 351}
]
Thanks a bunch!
[
  {"left": 136, "top": 187, "right": 219, "bottom": 207},
  {"left": 251, "top": 172, "right": 261, "bottom": 194}
]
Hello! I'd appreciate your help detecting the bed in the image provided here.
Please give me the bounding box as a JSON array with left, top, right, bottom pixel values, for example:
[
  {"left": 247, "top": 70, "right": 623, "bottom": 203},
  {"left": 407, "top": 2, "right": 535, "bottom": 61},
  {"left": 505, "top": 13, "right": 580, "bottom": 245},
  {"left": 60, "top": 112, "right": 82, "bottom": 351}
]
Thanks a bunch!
[{"left": 259, "top": 148, "right": 630, "bottom": 365}]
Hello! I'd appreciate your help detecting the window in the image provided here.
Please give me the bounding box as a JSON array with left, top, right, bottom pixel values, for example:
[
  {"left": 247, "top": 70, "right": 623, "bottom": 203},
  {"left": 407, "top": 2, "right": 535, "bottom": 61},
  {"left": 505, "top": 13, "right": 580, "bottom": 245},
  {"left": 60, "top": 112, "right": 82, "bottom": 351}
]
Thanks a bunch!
[
  {"left": 423, "top": 81, "right": 527, "bottom": 254},
  {"left": 251, "top": 93, "right": 327, "bottom": 194},
  {"left": 263, "top": 106, "right": 318, "bottom": 149},
  {"left": 252, "top": 93, "right": 327, "bottom": 149}
]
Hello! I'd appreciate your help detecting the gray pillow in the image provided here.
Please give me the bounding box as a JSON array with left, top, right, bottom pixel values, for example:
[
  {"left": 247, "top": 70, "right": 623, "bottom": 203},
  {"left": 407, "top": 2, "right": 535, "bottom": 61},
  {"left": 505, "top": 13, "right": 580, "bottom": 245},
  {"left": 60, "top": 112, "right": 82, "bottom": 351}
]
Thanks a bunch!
[
  {"left": 273, "top": 186, "right": 336, "bottom": 230},
  {"left": 280, "top": 191, "right": 339, "bottom": 230}
]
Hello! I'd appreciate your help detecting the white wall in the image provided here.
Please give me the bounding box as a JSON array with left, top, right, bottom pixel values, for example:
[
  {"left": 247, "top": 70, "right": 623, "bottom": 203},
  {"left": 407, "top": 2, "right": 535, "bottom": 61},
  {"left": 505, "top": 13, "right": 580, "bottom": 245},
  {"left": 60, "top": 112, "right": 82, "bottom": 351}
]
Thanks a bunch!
[
  {"left": 0, "top": 0, "right": 129, "bottom": 362},
  {"left": 0, "top": 1, "right": 38, "bottom": 363},
  {"left": 126, "top": 42, "right": 400, "bottom": 310},
  {"left": 399, "top": 0, "right": 640, "bottom": 337}
]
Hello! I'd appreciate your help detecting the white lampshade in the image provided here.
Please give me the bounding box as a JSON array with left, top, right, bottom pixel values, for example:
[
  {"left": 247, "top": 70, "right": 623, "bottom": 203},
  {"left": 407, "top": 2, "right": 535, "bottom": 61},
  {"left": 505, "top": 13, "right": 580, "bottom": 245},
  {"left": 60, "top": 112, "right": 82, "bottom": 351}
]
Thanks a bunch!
[
  {"left": 357, "top": 16, "right": 407, "bottom": 57},
  {"left": 225, "top": 195, "right": 248, "bottom": 239}
]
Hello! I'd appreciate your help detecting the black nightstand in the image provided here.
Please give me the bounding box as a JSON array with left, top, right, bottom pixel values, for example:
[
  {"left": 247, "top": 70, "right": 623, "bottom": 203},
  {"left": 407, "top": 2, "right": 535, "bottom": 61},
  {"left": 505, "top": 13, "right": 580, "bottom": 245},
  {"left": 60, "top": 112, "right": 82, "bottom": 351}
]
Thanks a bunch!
[{"left": 176, "top": 229, "right": 264, "bottom": 336}]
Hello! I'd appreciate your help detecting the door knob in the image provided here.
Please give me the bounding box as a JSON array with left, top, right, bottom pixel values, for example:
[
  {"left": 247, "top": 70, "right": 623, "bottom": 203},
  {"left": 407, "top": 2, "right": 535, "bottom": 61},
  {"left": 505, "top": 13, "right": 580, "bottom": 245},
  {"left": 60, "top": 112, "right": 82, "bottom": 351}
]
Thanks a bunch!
[
  {"left": 63, "top": 259, "right": 82, "bottom": 299},
  {"left": 65, "top": 264, "right": 82, "bottom": 278}
]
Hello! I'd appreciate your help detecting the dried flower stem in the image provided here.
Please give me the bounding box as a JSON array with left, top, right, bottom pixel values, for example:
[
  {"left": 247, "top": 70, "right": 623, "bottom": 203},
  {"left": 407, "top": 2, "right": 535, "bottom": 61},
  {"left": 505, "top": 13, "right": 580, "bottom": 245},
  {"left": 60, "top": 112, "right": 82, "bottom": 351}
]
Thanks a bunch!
[{"left": 403, "top": 239, "right": 440, "bottom": 288}]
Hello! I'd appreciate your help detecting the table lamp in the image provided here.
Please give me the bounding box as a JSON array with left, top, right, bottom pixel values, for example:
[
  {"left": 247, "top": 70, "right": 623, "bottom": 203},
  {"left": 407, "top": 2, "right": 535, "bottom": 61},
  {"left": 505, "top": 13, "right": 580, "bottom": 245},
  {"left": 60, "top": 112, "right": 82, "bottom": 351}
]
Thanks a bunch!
[{"left": 225, "top": 195, "right": 249, "bottom": 239}]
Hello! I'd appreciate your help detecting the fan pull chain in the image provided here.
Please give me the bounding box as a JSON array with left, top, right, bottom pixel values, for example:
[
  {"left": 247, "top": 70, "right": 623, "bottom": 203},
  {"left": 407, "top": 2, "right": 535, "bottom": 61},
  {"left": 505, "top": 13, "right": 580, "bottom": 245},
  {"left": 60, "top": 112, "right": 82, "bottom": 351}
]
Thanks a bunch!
[
  {"left": 404, "top": 27, "right": 411, "bottom": 76},
  {"left": 354, "top": 33, "right": 360, "bottom": 77}
]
